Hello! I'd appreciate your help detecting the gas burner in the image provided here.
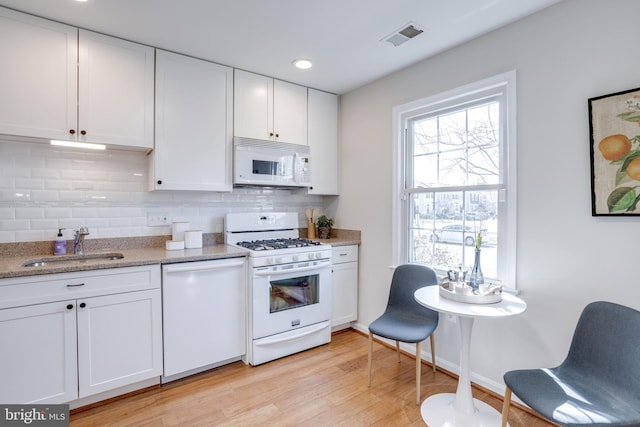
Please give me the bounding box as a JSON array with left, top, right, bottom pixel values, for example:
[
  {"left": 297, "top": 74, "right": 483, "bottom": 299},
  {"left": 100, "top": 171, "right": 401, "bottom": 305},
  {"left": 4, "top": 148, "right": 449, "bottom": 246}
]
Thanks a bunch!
[{"left": 236, "top": 238, "right": 321, "bottom": 251}]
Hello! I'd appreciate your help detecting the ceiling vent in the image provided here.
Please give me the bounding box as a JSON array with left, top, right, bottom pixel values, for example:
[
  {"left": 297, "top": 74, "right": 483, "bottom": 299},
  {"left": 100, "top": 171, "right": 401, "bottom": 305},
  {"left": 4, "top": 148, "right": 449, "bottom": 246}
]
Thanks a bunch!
[{"left": 382, "top": 22, "right": 425, "bottom": 47}]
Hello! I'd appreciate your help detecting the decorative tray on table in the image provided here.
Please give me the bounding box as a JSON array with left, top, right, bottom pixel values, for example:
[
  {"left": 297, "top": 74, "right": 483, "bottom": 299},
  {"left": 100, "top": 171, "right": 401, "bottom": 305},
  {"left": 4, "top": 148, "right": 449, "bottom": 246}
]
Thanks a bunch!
[{"left": 439, "top": 282, "right": 503, "bottom": 304}]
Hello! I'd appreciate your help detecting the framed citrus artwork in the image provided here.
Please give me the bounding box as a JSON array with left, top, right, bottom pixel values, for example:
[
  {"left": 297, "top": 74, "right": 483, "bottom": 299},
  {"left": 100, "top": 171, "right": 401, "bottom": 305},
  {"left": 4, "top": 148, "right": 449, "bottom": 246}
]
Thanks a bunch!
[{"left": 589, "top": 86, "right": 640, "bottom": 216}]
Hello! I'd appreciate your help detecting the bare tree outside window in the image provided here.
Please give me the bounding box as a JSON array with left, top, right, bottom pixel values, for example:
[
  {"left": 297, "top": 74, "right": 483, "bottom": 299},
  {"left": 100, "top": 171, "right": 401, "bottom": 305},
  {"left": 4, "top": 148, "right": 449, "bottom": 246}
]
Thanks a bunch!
[{"left": 406, "top": 100, "right": 502, "bottom": 277}]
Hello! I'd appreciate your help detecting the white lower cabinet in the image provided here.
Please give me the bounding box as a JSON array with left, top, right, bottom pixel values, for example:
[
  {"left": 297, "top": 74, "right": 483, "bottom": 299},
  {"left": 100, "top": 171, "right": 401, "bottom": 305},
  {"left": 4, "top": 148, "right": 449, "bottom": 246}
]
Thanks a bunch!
[
  {"left": 0, "top": 300, "right": 78, "bottom": 404},
  {"left": 162, "top": 258, "right": 246, "bottom": 381},
  {"left": 331, "top": 245, "right": 359, "bottom": 328},
  {"left": 77, "top": 289, "right": 162, "bottom": 397},
  {"left": 0, "top": 265, "right": 162, "bottom": 405}
]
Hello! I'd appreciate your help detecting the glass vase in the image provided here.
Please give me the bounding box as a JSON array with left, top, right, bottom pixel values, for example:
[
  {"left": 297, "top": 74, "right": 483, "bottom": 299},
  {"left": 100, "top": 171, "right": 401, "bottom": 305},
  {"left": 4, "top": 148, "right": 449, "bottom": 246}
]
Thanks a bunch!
[{"left": 469, "top": 248, "right": 484, "bottom": 290}]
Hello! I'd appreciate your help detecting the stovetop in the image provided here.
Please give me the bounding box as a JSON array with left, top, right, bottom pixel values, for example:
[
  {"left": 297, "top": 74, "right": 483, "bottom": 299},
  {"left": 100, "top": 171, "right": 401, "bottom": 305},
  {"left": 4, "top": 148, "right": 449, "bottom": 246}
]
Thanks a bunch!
[
  {"left": 224, "top": 212, "right": 331, "bottom": 265},
  {"left": 235, "top": 238, "right": 322, "bottom": 251}
]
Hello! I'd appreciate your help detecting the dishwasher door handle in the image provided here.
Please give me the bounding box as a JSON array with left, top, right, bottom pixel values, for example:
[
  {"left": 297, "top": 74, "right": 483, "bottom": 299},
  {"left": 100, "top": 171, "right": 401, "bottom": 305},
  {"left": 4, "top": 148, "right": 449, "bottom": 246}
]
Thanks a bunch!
[{"left": 164, "top": 260, "right": 245, "bottom": 274}]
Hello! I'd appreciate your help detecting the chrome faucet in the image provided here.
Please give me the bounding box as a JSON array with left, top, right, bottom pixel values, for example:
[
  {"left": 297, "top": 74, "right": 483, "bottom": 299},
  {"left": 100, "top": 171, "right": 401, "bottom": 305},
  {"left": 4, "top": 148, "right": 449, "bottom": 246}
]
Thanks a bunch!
[{"left": 73, "top": 227, "right": 90, "bottom": 255}]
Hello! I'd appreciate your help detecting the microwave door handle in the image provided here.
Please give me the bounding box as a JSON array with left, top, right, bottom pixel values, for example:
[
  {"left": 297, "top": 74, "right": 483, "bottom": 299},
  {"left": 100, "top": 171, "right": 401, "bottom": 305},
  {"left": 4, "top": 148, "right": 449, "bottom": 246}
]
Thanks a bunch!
[{"left": 254, "top": 262, "right": 328, "bottom": 277}]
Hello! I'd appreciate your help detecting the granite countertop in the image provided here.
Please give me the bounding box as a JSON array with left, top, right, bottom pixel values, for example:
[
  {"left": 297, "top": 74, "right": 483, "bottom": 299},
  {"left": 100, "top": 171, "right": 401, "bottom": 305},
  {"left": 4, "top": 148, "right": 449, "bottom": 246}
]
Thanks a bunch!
[
  {"left": 313, "top": 238, "right": 361, "bottom": 247},
  {"left": 0, "top": 245, "right": 249, "bottom": 279},
  {"left": 0, "top": 229, "right": 361, "bottom": 280}
]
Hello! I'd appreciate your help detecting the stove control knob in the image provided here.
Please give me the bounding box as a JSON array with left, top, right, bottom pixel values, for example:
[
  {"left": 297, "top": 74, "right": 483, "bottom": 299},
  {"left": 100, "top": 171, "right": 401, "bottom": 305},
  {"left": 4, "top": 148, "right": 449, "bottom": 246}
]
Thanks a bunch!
[
  {"left": 275, "top": 257, "right": 283, "bottom": 264},
  {"left": 266, "top": 257, "right": 274, "bottom": 265},
  {"left": 315, "top": 252, "right": 323, "bottom": 259},
  {"left": 307, "top": 253, "right": 315, "bottom": 260},
  {"left": 292, "top": 255, "right": 299, "bottom": 262}
]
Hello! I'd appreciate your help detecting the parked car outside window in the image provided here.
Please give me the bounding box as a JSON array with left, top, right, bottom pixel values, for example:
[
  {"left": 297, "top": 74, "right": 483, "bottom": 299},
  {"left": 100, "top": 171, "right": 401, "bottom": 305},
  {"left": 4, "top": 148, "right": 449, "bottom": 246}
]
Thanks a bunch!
[{"left": 431, "top": 224, "right": 486, "bottom": 246}]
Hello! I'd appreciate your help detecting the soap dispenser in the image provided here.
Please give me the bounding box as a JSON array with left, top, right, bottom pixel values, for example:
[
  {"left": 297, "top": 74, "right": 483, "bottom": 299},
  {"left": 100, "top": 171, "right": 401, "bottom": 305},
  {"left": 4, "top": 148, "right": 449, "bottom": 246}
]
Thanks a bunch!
[{"left": 54, "top": 228, "right": 66, "bottom": 255}]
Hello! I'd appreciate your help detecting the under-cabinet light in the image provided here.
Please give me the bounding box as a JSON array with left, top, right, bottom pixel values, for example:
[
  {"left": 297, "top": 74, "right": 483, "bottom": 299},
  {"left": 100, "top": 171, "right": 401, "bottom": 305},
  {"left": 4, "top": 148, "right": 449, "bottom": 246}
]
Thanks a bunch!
[{"left": 50, "top": 140, "right": 106, "bottom": 150}]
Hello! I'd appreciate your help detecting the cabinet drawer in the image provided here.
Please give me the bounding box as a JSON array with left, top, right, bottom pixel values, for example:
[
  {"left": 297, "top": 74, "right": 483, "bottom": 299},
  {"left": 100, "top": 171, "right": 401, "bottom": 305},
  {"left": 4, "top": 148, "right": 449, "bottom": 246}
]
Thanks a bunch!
[
  {"left": 0, "top": 265, "right": 161, "bottom": 310},
  {"left": 331, "top": 245, "right": 358, "bottom": 264}
]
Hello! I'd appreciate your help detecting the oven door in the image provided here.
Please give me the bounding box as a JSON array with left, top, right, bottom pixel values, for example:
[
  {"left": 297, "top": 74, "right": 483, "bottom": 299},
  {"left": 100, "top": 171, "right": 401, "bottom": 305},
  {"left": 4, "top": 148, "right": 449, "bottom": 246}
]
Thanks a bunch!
[{"left": 251, "top": 259, "right": 331, "bottom": 339}]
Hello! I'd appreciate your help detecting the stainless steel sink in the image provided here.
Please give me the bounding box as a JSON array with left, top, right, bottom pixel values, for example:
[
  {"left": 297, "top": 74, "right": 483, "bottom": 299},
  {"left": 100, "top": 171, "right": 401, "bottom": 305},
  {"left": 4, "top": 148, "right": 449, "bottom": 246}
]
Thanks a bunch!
[{"left": 22, "top": 252, "right": 124, "bottom": 267}]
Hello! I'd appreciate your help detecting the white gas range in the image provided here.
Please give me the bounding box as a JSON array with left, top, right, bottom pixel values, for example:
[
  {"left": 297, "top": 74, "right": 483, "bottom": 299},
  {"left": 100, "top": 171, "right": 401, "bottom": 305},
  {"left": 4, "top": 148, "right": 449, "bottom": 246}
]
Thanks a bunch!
[{"left": 224, "top": 212, "right": 332, "bottom": 366}]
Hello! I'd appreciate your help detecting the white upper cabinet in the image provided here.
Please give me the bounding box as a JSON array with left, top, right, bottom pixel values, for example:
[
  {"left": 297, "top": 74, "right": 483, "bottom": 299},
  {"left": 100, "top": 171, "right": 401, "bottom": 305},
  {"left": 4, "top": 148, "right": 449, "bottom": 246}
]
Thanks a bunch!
[
  {"left": 151, "top": 50, "right": 233, "bottom": 191},
  {"left": 0, "top": 8, "right": 77, "bottom": 141},
  {"left": 0, "top": 7, "right": 154, "bottom": 149},
  {"left": 77, "top": 30, "right": 154, "bottom": 149},
  {"left": 308, "top": 89, "right": 339, "bottom": 195},
  {"left": 234, "top": 69, "right": 307, "bottom": 145}
]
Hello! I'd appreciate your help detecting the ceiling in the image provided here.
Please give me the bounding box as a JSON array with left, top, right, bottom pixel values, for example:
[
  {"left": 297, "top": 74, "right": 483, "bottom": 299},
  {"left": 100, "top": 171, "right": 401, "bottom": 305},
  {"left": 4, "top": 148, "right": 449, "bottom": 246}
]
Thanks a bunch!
[{"left": 0, "top": 0, "right": 561, "bottom": 94}]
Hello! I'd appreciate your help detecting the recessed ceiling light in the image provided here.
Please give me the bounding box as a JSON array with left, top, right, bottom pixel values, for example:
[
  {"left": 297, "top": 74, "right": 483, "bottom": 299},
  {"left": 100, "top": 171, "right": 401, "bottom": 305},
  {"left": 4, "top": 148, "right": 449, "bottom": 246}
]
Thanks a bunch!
[{"left": 292, "top": 58, "right": 312, "bottom": 70}]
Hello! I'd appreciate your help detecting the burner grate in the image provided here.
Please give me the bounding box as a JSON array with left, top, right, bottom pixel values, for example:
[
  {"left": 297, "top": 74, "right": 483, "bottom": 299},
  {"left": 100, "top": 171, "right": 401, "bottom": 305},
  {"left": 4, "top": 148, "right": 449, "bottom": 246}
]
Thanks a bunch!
[{"left": 236, "top": 238, "right": 321, "bottom": 251}]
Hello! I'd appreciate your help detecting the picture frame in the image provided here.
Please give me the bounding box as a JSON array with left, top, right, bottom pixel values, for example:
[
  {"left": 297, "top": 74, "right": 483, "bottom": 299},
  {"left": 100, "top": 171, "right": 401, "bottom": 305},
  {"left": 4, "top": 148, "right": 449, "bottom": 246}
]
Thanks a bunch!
[{"left": 589, "top": 86, "right": 640, "bottom": 216}]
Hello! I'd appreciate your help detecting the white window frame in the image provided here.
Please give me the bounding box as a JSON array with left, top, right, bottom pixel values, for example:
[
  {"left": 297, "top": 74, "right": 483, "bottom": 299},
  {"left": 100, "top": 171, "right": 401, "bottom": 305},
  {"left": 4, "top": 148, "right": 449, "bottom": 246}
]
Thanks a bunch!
[{"left": 391, "top": 71, "right": 517, "bottom": 289}]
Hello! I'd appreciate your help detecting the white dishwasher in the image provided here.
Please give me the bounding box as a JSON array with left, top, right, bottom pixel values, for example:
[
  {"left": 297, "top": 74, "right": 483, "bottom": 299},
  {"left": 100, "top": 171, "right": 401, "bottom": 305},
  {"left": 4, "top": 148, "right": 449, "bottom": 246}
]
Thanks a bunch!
[{"left": 162, "top": 258, "right": 246, "bottom": 382}]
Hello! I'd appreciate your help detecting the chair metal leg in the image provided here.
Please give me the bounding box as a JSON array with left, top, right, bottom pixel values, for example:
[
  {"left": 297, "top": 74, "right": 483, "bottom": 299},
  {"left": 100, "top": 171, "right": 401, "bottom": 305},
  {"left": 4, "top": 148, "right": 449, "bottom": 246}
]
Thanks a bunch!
[
  {"left": 416, "top": 341, "right": 422, "bottom": 405},
  {"left": 429, "top": 334, "right": 436, "bottom": 372},
  {"left": 368, "top": 332, "right": 373, "bottom": 387},
  {"left": 501, "top": 386, "right": 512, "bottom": 427},
  {"left": 395, "top": 340, "right": 401, "bottom": 362}
]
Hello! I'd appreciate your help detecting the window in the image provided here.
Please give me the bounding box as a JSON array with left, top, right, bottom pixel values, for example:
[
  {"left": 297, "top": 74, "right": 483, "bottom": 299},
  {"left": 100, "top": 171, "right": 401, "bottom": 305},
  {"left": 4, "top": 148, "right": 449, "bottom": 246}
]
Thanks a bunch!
[{"left": 392, "top": 71, "right": 517, "bottom": 288}]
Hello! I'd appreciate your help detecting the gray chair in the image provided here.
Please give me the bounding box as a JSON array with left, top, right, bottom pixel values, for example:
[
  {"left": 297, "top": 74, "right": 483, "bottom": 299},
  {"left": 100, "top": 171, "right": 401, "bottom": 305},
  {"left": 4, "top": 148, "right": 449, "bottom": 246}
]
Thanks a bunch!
[
  {"left": 367, "top": 264, "right": 439, "bottom": 405},
  {"left": 502, "top": 301, "right": 640, "bottom": 427}
]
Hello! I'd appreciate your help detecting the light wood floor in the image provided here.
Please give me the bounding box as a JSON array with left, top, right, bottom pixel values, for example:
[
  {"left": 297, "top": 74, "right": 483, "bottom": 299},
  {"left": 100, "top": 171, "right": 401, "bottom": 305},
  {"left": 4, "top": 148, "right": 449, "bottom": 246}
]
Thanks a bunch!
[{"left": 71, "top": 330, "right": 552, "bottom": 426}]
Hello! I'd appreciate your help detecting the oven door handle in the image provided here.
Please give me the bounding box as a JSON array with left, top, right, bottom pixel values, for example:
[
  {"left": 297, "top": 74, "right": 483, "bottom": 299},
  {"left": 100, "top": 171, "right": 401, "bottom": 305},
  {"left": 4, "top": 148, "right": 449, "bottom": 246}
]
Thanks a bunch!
[
  {"left": 254, "top": 322, "right": 330, "bottom": 346},
  {"left": 254, "top": 262, "right": 329, "bottom": 277},
  {"left": 164, "top": 260, "right": 245, "bottom": 274}
]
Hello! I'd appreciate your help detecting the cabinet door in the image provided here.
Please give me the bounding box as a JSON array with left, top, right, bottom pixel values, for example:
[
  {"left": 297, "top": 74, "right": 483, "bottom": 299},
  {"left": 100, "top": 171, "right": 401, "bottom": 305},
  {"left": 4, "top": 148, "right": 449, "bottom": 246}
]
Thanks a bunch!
[
  {"left": 78, "top": 30, "right": 154, "bottom": 149},
  {"left": 308, "top": 89, "right": 339, "bottom": 195},
  {"left": 0, "top": 301, "right": 78, "bottom": 404},
  {"left": 234, "top": 69, "right": 273, "bottom": 140},
  {"left": 153, "top": 50, "right": 233, "bottom": 191},
  {"left": 77, "top": 289, "right": 162, "bottom": 398},
  {"left": 273, "top": 79, "right": 307, "bottom": 145},
  {"left": 331, "top": 262, "right": 358, "bottom": 326},
  {"left": 0, "top": 7, "right": 77, "bottom": 141}
]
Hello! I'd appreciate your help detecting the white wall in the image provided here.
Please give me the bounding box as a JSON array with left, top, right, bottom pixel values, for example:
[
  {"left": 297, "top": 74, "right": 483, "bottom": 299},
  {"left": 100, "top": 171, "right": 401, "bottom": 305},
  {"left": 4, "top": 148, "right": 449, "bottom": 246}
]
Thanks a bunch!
[
  {"left": 0, "top": 139, "right": 323, "bottom": 243},
  {"left": 340, "top": 0, "right": 640, "bottom": 393}
]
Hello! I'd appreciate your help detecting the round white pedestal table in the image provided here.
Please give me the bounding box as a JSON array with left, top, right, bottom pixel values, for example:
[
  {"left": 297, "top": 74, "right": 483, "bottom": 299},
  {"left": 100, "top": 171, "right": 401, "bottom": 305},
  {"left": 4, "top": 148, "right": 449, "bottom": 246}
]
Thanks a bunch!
[{"left": 414, "top": 286, "right": 526, "bottom": 427}]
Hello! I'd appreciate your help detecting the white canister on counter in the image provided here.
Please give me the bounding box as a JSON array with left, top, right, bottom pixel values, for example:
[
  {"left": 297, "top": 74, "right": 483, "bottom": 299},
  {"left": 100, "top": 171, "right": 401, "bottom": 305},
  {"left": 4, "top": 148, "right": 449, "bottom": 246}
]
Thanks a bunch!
[
  {"left": 184, "top": 230, "right": 203, "bottom": 249},
  {"left": 171, "top": 221, "right": 189, "bottom": 241}
]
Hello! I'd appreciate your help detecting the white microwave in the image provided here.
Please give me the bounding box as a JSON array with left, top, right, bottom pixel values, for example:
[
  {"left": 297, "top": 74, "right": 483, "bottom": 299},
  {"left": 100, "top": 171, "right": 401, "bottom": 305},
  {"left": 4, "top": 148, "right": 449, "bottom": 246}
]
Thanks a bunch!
[{"left": 234, "top": 137, "right": 311, "bottom": 188}]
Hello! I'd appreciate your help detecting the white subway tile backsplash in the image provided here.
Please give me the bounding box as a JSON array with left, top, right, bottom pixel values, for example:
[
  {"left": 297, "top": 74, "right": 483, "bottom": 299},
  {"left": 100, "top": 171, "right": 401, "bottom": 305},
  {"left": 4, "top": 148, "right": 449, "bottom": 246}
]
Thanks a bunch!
[
  {"left": 72, "top": 207, "right": 98, "bottom": 218},
  {"left": 85, "top": 218, "right": 110, "bottom": 228},
  {"left": 1, "top": 190, "right": 31, "bottom": 201},
  {"left": 1, "top": 219, "right": 30, "bottom": 230},
  {"left": 58, "top": 218, "right": 84, "bottom": 230},
  {"left": 15, "top": 178, "right": 44, "bottom": 190},
  {"left": 0, "top": 177, "right": 14, "bottom": 189},
  {"left": 0, "top": 231, "right": 15, "bottom": 243},
  {"left": 0, "top": 208, "right": 15, "bottom": 220},
  {"left": 45, "top": 180, "right": 74, "bottom": 191},
  {"left": 108, "top": 217, "right": 132, "bottom": 227},
  {"left": 32, "top": 168, "right": 60, "bottom": 179},
  {"left": 1, "top": 139, "right": 325, "bottom": 243},
  {"left": 58, "top": 191, "right": 87, "bottom": 202},
  {"left": 45, "top": 208, "right": 72, "bottom": 219},
  {"left": 15, "top": 230, "right": 46, "bottom": 242},
  {"left": 0, "top": 167, "right": 29, "bottom": 179},
  {"left": 15, "top": 208, "right": 45, "bottom": 219},
  {"left": 30, "top": 219, "right": 60, "bottom": 230},
  {"left": 30, "top": 190, "right": 60, "bottom": 202}
]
